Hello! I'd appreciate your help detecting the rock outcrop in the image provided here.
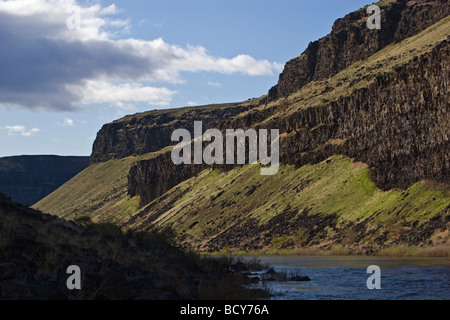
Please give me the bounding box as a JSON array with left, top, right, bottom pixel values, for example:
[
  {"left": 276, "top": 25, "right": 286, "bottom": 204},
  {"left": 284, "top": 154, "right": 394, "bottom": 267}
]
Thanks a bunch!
[
  {"left": 268, "top": 0, "right": 450, "bottom": 100},
  {"left": 128, "top": 152, "right": 207, "bottom": 206},
  {"left": 90, "top": 103, "right": 253, "bottom": 164},
  {"left": 275, "top": 39, "right": 450, "bottom": 190}
]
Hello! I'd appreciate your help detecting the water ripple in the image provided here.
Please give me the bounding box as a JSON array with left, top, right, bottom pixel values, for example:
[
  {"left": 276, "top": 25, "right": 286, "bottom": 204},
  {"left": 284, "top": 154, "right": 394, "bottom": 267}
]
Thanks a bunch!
[{"left": 241, "top": 256, "right": 450, "bottom": 300}]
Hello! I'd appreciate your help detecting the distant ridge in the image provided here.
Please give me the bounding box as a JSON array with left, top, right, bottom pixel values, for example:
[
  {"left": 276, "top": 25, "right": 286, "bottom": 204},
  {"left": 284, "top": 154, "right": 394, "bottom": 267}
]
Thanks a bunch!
[{"left": 0, "top": 155, "right": 89, "bottom": 205}]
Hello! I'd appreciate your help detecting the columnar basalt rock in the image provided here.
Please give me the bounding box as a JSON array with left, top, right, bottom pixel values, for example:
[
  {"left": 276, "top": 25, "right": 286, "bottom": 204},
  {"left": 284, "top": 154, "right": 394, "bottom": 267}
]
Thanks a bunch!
[
  {"left": 268, "top": 0, "right": 450, "bottom": 101},
  {"left": 127, "top": 39, "right": 449, "bottom": 205},
  {"left": 276, "top": 40, "right": 450, "bottom": 190}
]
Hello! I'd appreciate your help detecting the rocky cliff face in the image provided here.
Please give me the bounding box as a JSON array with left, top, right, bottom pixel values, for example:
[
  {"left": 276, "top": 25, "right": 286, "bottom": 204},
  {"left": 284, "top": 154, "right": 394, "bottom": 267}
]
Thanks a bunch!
[
  {"left": 128, "top": 152, "right": 207, "bottom": 206},
  {"left": 90, "top": 103, "right": 253, "bottom": 164},
  {"left": 127, "top": 37, "right": 449, "bottom": 205},
  {"left": 268, "top": 0, "right": 450, "bottom": 100},
  {"left": 89, "top": 0, "right": 449, "bottom": 204},
  {"left": 275, "top": 39, "right": 450, "bottom": 190}
]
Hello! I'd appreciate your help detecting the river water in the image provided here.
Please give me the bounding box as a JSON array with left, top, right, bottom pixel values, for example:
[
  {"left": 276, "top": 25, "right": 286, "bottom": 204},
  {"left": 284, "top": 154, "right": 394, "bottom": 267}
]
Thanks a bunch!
[{"left": 240, "top": 256, "right": 450, "bottom": 300}]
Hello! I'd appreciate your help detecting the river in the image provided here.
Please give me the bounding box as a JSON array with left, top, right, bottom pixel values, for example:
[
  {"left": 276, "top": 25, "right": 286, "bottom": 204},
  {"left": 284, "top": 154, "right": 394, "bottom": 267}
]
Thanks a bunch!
[{"left": 239, "top": 255, "right": 450, "bottom": 300}]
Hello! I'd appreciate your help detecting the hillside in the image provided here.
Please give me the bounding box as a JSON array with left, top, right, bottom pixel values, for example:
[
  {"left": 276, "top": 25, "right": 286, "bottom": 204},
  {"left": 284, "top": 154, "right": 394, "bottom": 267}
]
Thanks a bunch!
[
  {"left": 125, "top": 156, "right": 449, "bottom": 254},
  {"left": 35, "top": 153, "right": 449, "bottom": 255},
  {"left": 0, "top": 192, "right": 268, "bottom": 299},
  {"left": 35, "top": 0, "right": 450, "bottom": 255},
  {"left": 0, "top": 155, "right": 89, "bottom": 205}
]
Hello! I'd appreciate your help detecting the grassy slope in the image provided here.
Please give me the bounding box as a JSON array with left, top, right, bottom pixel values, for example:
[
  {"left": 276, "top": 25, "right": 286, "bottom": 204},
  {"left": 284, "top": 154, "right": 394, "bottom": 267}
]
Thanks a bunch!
[
  {"left": 35, "top": 153, "right": 449, "bottom": 254},
  {"left": 34, "top": 148, "right": 169, "bottom": 224},
  {"left": 127, "top": 156, "right": 449, "bottom": 252}
]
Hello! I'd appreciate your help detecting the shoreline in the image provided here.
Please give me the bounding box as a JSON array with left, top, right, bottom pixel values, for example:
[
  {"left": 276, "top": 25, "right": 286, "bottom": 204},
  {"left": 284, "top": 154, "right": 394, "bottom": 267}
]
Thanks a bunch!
[{"left": 202, "top": 244, "right": 450, "bottom": 258}]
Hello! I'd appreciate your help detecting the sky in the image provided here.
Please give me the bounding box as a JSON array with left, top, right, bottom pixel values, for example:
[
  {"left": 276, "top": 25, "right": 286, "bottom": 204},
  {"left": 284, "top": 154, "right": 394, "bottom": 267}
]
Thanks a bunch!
[{"left": 0, "top": 0, "right": 373, "bottom": 157}]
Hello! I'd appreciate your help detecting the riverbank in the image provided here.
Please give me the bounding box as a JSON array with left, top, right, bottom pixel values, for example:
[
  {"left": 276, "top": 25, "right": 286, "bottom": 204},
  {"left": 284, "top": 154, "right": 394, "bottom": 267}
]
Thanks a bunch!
[{"left": 206, "top": 244, "right": 450, "bottom": 258}]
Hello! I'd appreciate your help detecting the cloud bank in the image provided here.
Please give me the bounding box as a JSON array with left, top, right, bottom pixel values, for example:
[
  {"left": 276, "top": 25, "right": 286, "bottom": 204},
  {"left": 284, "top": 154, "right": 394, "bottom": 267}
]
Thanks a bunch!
[
  {"left": 2, "top": 125, "right": 40, "bottom": 137},
  {"left": 0, "top": 0, "right": 282, "bottom": 112}
]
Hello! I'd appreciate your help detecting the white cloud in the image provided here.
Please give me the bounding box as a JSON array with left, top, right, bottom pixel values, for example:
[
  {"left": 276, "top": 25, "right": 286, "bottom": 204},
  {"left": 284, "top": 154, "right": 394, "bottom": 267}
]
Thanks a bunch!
[
  {"left": 56, "top": 118, "right": 74, "bottom": 126},
  {"left": 187, "top": 101, "right": 198, "bottom": 106},
  {"left": 100, "top": 4, "right": 120, "bottom": 16},
  {"left": 69, "top": 80, "right": 176, "bottom": 107},
  {"left": 207, "top": 81, "right": 222, "bottom": 88},
  {"left": 63, "top": 118, "right": 74, "bottom": 126},
  {"left": 0, "top": 0, "right": 128, "bottom": 41},
  {"left": 2, "top": 125, "right": 40, "bottom": 137},
  {"left": 0, "top": 0, "right": 282, "bottom": 112},
  {"left": 112, "top": 38, "right": 282, "bottom": 82}
]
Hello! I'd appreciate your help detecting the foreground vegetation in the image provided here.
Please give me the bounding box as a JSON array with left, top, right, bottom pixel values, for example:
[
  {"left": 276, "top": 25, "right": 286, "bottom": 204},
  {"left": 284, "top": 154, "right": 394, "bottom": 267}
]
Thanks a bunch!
[{"left": 0, "top": 193, "right": 269, "bottom": 300}]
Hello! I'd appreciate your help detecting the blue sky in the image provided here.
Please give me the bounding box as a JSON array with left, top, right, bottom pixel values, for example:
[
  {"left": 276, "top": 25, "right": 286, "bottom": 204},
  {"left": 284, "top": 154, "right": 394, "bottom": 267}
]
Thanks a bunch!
[{"left": 0, "top": 0, "right": 372, "bottom": 157}]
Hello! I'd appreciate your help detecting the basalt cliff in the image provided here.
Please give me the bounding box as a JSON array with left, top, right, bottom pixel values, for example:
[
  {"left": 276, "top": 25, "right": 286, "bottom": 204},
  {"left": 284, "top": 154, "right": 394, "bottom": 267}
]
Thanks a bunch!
[{"left": 35, "top": 0, "right": 450, "bottom": 255}]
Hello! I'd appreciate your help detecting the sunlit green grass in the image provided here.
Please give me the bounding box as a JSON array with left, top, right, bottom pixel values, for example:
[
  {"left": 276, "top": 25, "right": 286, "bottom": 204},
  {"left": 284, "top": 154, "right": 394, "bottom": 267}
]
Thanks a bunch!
[{"left": 127, "top": 155, "right": 448, "bottom": 250}]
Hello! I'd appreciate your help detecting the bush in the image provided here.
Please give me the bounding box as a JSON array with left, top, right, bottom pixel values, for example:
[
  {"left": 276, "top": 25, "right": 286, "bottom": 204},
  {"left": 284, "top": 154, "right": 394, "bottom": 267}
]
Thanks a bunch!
[
  {"left": 132, "top": 226, "right": 177, "bottom": 249},
  {"left": 73, "top": 216, "right": 93, "bottom": 227}
]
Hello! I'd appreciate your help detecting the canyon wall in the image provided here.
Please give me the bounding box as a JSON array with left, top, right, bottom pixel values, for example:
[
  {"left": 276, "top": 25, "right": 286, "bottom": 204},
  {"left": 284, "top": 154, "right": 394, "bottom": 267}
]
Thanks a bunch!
[
  {"left": 127, "top": 39, "right": 449, "bottom": 205},
  {"left": 90, "top": 104, "right": 252, "bottom": 164},
  {"left": 89, "top": 1, "right": 449, "bottom": 206},
  {"left": 275, "top": 39, "right": 449, "bottom": 190},
  {"left": 268, "top": 0, "right": 450, "bottom": 100}
]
